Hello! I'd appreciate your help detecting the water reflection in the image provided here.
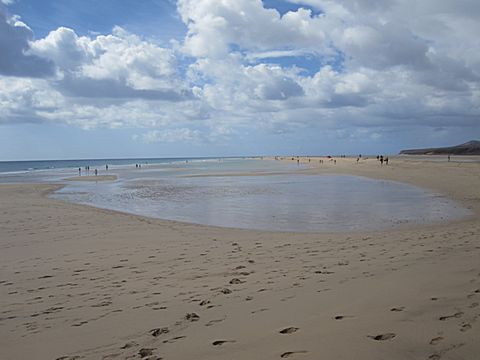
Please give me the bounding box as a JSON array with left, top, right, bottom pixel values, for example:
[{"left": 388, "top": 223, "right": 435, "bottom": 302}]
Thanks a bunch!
[{"left": 53, "top": 173, "right": 471, "bottom": 233}]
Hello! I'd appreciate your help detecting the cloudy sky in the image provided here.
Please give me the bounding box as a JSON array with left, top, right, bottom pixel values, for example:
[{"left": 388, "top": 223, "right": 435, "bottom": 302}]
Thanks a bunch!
[{"left": 1, "top": 0, "right": 479, "bottom": 160}]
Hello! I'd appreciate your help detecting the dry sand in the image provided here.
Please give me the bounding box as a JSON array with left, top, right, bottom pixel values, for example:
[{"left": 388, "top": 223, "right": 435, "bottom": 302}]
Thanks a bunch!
[{"left": 1, "top": 157, "right": 479, "bottom": 360}]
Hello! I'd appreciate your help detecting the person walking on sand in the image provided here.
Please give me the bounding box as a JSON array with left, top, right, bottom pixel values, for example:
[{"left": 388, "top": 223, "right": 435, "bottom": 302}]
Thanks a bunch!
[
  {"left": 94, "top": 168, "right": 98, "bottom": 176},
  {"left": 385, "top": 157, "right": 389, "bottom": 165},
  {"left": 380, "top": 155, "right": 384, "bottom": 166}
]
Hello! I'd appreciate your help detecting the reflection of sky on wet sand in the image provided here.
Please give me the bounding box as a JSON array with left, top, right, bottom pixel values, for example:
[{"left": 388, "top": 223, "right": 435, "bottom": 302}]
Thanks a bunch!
[{"left": 52, "top": 160, "right": 472, "bottom": 233}]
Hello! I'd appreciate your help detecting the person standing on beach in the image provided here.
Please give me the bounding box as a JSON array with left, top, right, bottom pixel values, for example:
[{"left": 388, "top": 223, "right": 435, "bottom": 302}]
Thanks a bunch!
[
  {"left": 105, "top": 164, "right": 108, "bottom": 171},
  {"left": 94, "top": 168, "right": 98, "bottom": 176},
  {"left": 78, "top": 168, "right": 81, "bottom": 176},
  {"left": 380, "top": 155, "right": 384, "bottom": 165}
]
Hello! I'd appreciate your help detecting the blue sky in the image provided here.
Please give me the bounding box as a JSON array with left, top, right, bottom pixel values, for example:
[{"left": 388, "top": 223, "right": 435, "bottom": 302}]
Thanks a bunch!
[{"left": 0, "top": 0, "right": 479, "bottom": 160}]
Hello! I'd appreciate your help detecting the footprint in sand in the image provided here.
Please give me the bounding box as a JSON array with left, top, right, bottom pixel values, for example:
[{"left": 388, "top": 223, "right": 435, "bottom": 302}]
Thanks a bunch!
[
  {"left": 428, "top": 354, "right": 441, "bottom": 360},
  {"left": 368, "top": 333, "right": 396, "bottom": 341},
  {"left": 334, "top": 315, "right": 355, "bottom": 320},
  {"left": 429, "top": 336, "right": 444, "bottom": 345},
  {"left": 163, "top": 336, "right": 186, "bottom": 344},
  {"left": 390, "top": 307, "right": 405, "bottom": 312},
  {"left": 279, "top": 327, "right": 299, "bottom": 334},
  {"left": 460, "top": 323, "right": 472, "bottom": 332},
  {"left": 212, "top": 340, "right": 236, "bottom": 346},
  {"left": 205, "top": 318, "right": 226, "bottom": 327},
  {"left": 439, "top": 312, "right": 463, "bottom": 321},
  {"left": 138, "top": 348, "right": 155, "bottom": 358},
  {"left": 280, "top": 350, "right": 308, "bottom": 358},
  {"left": 150, "top": 327, "right": 169, "bottom": 337},
  {"left": 120, "top": 341, "right": 138, "bottom": 349},
  {"left": 185, "top": 313, "right": 200, "bottom": 322},
  {"left": 229, "top": 278, "right": 245, "bottom": 284}
]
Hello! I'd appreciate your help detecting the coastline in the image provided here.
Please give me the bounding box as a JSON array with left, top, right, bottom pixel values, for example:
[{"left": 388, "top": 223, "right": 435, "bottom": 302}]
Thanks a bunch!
[{"left": 1, "top": 157, "right": 479, "bottom": 360}]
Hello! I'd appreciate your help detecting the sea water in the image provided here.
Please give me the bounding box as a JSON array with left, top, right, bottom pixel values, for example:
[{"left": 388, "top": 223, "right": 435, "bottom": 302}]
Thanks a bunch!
[{"left": 14, "top": 157, "right": 467, "bottom": 233}]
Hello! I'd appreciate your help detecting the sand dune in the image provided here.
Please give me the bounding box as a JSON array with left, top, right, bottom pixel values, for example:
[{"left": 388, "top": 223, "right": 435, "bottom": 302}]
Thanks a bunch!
[{"left": 0, "top": 157, "right": 479, "bottom": 360}]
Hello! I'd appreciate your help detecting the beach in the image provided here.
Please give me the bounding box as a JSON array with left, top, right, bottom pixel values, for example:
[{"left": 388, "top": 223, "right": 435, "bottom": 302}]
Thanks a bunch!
[{"left": 1, "top": 157, "right": 479, "bottom": 360}]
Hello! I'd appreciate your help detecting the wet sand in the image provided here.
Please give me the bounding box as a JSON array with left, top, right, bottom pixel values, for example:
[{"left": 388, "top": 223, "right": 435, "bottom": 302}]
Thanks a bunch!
[
  {"left": 64, "top": 175, "right": 118, "bottom": 182},
  {"left": 0, "top": 157, "right": 479, "bottom": 360}
]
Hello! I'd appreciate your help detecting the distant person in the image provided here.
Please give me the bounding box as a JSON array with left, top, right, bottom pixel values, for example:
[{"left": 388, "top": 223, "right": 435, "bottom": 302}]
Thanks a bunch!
[
  {"left": 105, "top": 164, "right": 108, "bottom": 171},
  {"left": 297, "top": 159, "right": 300, "bottom": 165},
  {"left": 136, "top": 164, "right": 138, "bottom": 168},
  {"left": 78, "top": 167, "right": 81, "bottom": 176},
  {"left": 356, "top": 157, "right": 359, "bottom": 163},
  {"left": 94, "top": 168, "right": 98, "bottom": 176},
  {"left": 448, "top": 155, "right": 451, "bottom": 162},
  {"left": 334, "top": 159, "right": 337, "bottom": 164},
  {"left": 380, "top": 155, "right": 384, "bottom": 165},
  {"left": 385, "top": 157, "right": 389, "bottom": 165}
]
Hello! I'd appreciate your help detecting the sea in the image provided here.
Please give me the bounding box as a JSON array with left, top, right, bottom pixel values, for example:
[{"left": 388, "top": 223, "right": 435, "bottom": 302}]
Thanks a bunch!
[{"left": 0, "top": 157, "right": 472, "bottom": 232}]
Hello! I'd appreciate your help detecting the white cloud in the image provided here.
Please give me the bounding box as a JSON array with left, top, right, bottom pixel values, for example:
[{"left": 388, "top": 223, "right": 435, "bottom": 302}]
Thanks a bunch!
[
  {"left": 0, "top": 0, "right": 479, "bottom": 146},
  {"left": 177, "top": 0, "right": 330, "bottom": 58},
  {"left": 0, "top": 11, "right": 55, "bottom": 77},
  {"left": 134, "top": 128, "right": 204, "bottom": 144}
]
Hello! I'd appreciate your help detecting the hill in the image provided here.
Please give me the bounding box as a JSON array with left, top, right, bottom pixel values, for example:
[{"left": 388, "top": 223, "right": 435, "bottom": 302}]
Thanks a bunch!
[{"left": 400, "top": 140, "right": 480, "bottom": 155}]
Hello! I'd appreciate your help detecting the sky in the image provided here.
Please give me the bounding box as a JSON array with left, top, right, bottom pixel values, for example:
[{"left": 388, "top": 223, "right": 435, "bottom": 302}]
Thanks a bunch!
[{"left": 0, "top": 0, "right": 479, "bottom": 160}]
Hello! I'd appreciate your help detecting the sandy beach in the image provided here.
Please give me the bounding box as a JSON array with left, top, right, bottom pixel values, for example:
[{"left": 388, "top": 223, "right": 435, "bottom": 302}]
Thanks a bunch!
[{"left": 1, "top": 157, "right": 479, "bottom": 360}]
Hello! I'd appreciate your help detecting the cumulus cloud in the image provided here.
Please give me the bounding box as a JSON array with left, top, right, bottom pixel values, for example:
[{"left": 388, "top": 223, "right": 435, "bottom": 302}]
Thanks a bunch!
[
  {"left": 30, "top": 26, "right": 191, "bottom": 101},
  {"left": 0, "top": 11, "right": 55, "bottom": 77},
  {"left": 0, "top": 0, "right": 479, "bottom": 146},
  {"left": 134, "top": 128, "right": 204, "bottom": 144},
  {"left": 178, "top": 0, "right": 330, "bottom": 58}
]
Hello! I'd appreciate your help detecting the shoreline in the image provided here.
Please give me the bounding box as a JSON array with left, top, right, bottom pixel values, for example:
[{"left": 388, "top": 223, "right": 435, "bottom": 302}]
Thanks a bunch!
[{"left": 1, "top": 157, "right": 479, "bottom": 360}]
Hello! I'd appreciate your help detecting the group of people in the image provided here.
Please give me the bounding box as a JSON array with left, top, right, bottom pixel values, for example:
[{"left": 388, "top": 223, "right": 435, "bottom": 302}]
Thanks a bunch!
[
  {"left": 376, "top": 155, "right": 389, "bottom": 165},
  {"left": 77, "top": 164, "right": 109, "bottom": 176}
]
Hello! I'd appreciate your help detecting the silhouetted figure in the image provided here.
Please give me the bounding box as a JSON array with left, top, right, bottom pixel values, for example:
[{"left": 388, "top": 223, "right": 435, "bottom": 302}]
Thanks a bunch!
[
  {"left": 385, "top": 157, "right": 389, "bottom": 165},
  {"left": 106, "top": 164, "right": 108, "bottom": 171},
  {"left": 78, "top": 168, "right": 81, "bottom": 176},
  {"left": 448, "top": 155, "right": 451, "bottom": 162},
  {"left": 94, "top": 168, "right": 98, "bottom": 176},
  {"left": 380, "top": 155, "right": 384, "bottom": 165}
]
